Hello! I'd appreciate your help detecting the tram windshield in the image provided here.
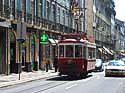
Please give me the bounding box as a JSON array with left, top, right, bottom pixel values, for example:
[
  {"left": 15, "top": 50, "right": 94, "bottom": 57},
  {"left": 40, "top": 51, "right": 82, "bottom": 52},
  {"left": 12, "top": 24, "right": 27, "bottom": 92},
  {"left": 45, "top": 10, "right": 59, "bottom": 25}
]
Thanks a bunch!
[
  {"left": 65, "top": 45, "right": 74, "bottom": 57},
  {"left": 59, "top": 45, "right": 83, "bottom": 58},
  {"left": 75, "top": 45, "right": 82, "bottom": 57},
  {"left": 59, "top": 45, "right": 64, "bottom": 57}
]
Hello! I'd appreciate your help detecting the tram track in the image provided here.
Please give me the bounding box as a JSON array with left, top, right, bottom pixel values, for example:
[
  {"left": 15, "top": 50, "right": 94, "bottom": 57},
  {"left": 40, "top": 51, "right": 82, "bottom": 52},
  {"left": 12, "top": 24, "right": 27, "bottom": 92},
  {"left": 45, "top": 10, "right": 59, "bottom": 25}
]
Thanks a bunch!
[
  {"left": 33, "top": 81, "right": 68, "bottom": 93},
  {"left": 1, "top": 73, "right": 99, "bottom": 93},
  {"left": 8, "top": 75, "right": 71, "bottom": 93},
  {"left": 18, "top": 75, "right": 96, "bottom": 93},
  {"left": 14, "top": 81, "right": 69, "bottom": 93}
]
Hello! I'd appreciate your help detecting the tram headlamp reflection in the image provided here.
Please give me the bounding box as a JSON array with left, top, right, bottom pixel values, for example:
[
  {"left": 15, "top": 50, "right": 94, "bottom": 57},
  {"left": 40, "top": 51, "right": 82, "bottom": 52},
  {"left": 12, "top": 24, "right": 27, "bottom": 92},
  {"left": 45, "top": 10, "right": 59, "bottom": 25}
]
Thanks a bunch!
[{"left": 67, "top": 60, "right": 72, "bottom": 64}]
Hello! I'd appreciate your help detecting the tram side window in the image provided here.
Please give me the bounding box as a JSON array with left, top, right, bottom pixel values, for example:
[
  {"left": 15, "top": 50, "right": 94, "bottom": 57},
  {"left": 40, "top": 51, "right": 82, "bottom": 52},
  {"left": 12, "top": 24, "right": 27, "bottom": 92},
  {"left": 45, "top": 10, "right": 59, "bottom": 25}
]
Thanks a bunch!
[
  {"left": 88, "top": 48, "right": 92, "bottom": 59},
  {"left": 83, "top": 46, "right": 86, "bottom": 58},
  {"left": 66, "top": 45, "right": 74, "bottom": 57},
  {"left": 75, "top": 45, "right": 82, "bottom": 57},
  {"left": 92, "top": 49, "right": 96, "bottom": 58},
  {"left": 88, "top": 48, "right": 96, "bottom": 59},
  {"left": 59, "top": 45, "right": 64, "bottom": 57}
]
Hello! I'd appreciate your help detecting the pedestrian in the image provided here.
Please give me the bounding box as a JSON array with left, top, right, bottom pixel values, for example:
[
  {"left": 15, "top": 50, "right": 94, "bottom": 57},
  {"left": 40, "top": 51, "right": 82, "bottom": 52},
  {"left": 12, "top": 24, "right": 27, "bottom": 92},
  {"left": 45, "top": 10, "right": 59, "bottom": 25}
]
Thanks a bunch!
[
  {"left": 44, "top": 57, "right": 49, "bottom": 72},
  {"left": 53, "top": 56, "right": 58, "bottom": 72}
]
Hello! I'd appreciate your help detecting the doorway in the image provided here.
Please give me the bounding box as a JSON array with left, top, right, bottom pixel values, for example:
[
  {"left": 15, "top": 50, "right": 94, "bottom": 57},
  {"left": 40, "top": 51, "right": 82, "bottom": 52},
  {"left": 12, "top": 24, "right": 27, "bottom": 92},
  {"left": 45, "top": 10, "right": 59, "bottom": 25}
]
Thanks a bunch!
[{"left": 10, "top": 32, "right": 16, "bottom": 73}]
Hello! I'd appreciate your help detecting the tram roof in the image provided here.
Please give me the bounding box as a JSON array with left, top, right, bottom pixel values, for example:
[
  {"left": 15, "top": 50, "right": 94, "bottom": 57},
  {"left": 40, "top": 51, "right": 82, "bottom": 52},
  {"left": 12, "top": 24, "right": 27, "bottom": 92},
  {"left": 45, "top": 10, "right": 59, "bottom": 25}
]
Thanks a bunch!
[
  {"left": 59, "top": 39, "right": 87, "bottom": 43},
  {"left": 61, "top": 33, "right": 87, "bottom": 40},
  {"left": 59, "top": 38, "right": 96, "bottom": 47},
  {"left": 62, "top": 33, "right": 86, "bottom": 37}
]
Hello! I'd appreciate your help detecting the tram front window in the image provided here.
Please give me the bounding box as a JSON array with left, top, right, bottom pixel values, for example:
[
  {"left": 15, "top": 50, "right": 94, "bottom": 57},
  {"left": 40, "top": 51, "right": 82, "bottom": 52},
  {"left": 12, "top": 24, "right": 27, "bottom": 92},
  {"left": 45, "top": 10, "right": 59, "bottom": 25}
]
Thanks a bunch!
[
  {"left": 75, "top": 45, "right": 82, "bottom": 57},
  {"left": 59, "top": 45, "right": 64, "bottom": 57},
  {"left": 66, "top": 45, "right": 74, "bottom": 57}
]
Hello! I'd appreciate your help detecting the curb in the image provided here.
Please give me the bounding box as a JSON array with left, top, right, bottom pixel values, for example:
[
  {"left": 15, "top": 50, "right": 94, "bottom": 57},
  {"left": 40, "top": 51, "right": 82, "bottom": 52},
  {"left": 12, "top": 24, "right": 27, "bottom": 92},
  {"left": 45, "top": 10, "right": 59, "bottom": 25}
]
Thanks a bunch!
[{"left": 0, "top": 72, "right": 58, "bottom": 88}]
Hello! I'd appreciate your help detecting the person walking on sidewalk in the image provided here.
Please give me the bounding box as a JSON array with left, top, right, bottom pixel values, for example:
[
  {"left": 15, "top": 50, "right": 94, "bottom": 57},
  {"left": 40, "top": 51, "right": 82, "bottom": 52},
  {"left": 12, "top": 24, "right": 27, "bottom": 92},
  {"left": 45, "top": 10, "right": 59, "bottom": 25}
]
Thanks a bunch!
[
  {"left": 44, "top": 57, "right": 49, "bottom": 72},
  {"left": 53, "top": 56, "right": 58, "bottom": 72}
]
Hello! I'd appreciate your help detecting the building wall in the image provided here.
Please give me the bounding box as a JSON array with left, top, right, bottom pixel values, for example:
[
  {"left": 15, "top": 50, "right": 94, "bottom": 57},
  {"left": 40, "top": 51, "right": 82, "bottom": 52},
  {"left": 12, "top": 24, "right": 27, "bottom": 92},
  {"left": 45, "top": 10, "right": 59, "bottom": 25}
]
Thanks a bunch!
[
  {"left": 0, "top": 28, "right": 9, "bottom": 74},
  {"left": 0, "top": 0, "right": 118, "bottom": 74},
  {"left": 95, "top": 0, "right": 115, "bottom": 47},
  {"left": 86, "top": 0, "right": 94, "bottom": 43},
  {"left": 115, "top": 19, "right": 125, "bottom": 56}
]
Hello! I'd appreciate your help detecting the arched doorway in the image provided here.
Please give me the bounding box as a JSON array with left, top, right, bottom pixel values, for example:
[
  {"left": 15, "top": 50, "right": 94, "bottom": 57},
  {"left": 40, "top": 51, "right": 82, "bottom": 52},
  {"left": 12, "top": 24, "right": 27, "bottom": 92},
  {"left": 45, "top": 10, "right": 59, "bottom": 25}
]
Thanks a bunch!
[
  {"left": 0, "top": 31, "right": 6, "bottom": 74},
  {"left": 10, "top": 32, "right": 16, "bottom": 73}
]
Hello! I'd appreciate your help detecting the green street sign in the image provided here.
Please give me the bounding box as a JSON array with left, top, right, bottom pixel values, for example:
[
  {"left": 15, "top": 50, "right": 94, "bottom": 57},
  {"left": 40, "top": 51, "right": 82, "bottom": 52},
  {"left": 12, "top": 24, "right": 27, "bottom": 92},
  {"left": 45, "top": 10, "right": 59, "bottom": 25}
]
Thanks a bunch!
[
  {"left": 32, "top": 39, "right": 35, "bottom": 45},
  {"left": 40, "top": 34, "right": 48, "bottom": 44}
]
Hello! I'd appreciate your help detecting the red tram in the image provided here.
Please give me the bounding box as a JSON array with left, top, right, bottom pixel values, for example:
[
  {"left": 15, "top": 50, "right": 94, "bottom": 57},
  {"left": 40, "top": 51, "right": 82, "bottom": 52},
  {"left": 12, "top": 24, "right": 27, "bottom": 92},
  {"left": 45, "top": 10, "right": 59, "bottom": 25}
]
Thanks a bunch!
[{"left": 58, "top": 33, "right": 96, "bottom": 77}]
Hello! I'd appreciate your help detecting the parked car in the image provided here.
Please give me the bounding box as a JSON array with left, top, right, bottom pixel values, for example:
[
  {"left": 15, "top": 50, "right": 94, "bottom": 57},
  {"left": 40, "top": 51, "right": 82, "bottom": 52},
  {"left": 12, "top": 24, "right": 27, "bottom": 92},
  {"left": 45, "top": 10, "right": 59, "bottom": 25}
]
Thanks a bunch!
[
  {"left": 95, "top": 59, "right": 103, "bottom": 71},
  {"left": 120, "top": 58, "right": 125, "bottom": 63},
  {"left": 105, "top": 60, "right": 125, "bottom": 77}
]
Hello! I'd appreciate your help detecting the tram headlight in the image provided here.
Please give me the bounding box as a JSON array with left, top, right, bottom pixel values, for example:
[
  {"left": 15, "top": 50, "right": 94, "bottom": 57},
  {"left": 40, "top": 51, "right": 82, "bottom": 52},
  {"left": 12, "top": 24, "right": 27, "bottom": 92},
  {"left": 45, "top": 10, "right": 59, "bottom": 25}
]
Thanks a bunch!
[
  {"left": 82, "top": 65, "right": 84, "bottom": 69},
  {"left": 67, "top": 60, "right": 72, "bottom": 64}
]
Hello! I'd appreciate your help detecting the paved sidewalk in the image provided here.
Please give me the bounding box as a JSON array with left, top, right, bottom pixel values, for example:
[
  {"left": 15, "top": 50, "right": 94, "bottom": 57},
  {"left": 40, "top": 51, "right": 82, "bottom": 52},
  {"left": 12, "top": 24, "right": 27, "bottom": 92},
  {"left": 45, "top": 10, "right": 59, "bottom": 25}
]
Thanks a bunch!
[{"left": 0, "top": 70, "right": 58, "bottom": 88}]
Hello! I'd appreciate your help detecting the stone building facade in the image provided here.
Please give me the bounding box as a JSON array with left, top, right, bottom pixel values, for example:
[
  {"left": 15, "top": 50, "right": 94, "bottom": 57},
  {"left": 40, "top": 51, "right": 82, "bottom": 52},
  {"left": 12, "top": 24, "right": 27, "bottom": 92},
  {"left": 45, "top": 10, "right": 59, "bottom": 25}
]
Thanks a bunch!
[
  {"left": 115, "top": 19, "right": 125, "bottom": 58},
  {"left": 0, "top": 0, "right": 85, "bottom": 74},
  {"left": 93, "top": 0, "right": 116, "bottom": 60}
]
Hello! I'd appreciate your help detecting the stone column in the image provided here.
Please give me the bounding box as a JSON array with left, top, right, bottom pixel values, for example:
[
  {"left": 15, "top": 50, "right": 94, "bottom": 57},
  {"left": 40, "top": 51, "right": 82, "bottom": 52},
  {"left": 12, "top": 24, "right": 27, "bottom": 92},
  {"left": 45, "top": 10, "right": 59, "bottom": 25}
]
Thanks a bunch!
[
  {"left": 15, "top": 37, "right": 21, "bottom": 74},
  {"left": 5, "top": 28, "right": 10, "bottom": 75},
  {"left": 25, "top": 34, "right": 32, "bottom": 72},
  {"left": 33, "top": 37, "right": 39, "bottom": 71}
]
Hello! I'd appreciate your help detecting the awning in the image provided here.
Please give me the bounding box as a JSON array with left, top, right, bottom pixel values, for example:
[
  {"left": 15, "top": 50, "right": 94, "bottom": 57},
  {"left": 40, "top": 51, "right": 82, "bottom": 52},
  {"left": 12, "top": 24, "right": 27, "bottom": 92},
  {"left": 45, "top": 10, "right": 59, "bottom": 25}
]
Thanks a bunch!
[
  {"left": 48, "top": 39, "right": 58, "bottom": 45},
  {"left": 48, "top": 39, "right": 56, "bottom": 44},
  {"left": 120, "top": 53, "right": 125, "bottom": 56},
  {"left": 110, "top": 50, "right": 114, "bottom": 54},
  {"left": 55, "top": 40, "right": 59, "bottom": 43},
  {"left": 0, "top": 21, "right": 11, "bottom": 27},
  {"left": 120, "top": 50, "right": 124, "bottom": 53},
  {"left": 103, "top": 46, "right": 113, "bottom": 55},
  {"left": 98, "top": 48, "right": 102, "bottom": 52}
]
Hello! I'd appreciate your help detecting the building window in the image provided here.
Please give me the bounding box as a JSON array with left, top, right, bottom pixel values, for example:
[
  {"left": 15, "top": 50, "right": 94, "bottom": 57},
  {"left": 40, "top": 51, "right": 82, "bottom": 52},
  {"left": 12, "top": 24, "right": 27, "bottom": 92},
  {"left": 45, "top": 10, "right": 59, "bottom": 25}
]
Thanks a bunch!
[
  {"left": 52, "top": 4, "right": 55, "bottom": 21},
  {"left": 58, "top": 7, "right": 60, "bottom": 23},
  {"left": 40, "top": 0, "right": 43, "bottom": 18},
  {"left": 63, "top": 10, "right": 65, "bottom": 25},
  {"left": 46, "top": 1, "right": 49, "bottom": 19},
  {"left": 12, "top": 0, "right": 16, "bottom": 19}
]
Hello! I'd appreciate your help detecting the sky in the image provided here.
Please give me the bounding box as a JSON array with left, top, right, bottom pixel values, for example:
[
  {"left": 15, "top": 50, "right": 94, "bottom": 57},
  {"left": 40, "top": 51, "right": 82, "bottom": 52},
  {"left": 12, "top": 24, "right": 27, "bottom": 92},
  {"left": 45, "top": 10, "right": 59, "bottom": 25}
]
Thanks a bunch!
[{"left": 114, "top": 0, "right": 125, "bottom": 21}]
